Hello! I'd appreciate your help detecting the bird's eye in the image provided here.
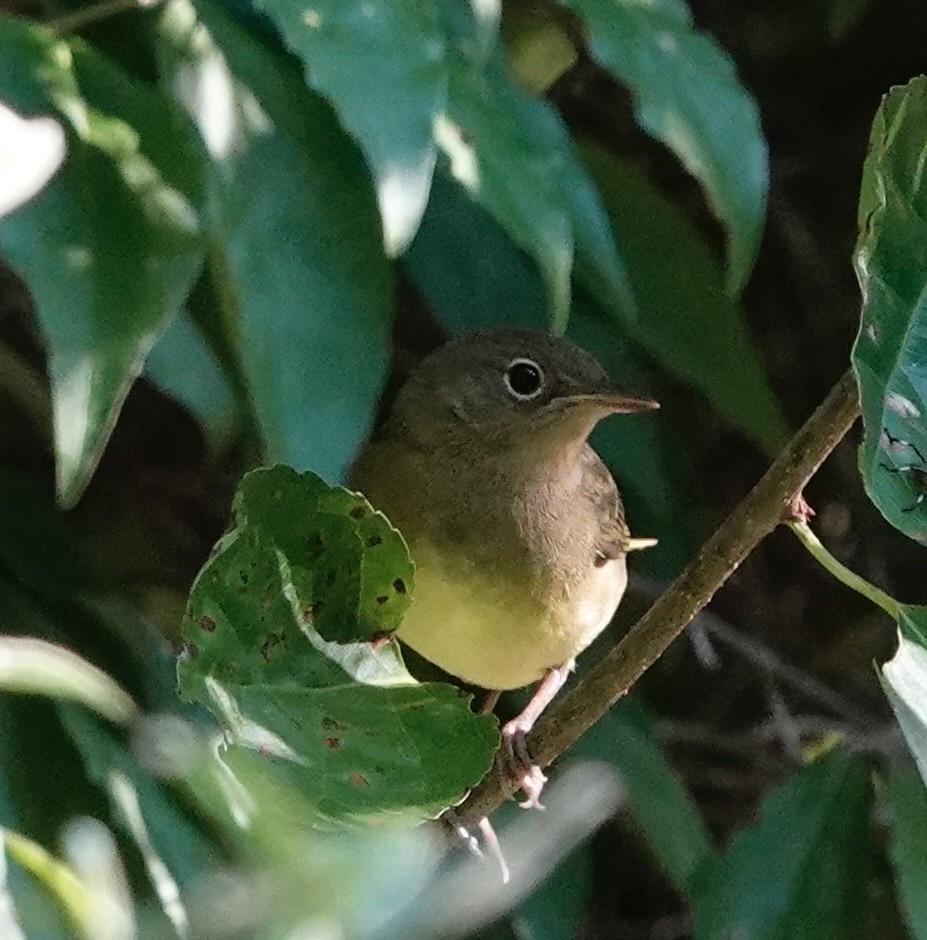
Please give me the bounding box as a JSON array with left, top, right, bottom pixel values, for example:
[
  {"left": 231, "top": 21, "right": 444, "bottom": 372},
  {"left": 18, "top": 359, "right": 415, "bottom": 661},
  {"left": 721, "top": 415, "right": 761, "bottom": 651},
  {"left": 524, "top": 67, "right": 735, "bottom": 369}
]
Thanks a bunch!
[{"left": 504, "top": 359, "right": 545, "bottom": 400}]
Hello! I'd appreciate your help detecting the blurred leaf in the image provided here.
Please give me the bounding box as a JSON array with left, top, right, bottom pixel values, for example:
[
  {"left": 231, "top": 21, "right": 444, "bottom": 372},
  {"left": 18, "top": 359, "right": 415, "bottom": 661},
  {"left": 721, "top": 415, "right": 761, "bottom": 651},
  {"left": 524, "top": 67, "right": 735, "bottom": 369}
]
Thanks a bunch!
[
  {"left": 886, "top": 768, "right": 927, "bottom": 940},
  {"left": 572, "top": 700, "right": 713, "bottom": 893},
  {"left": 0, "top": 638, "right": 136, "bottom": 727},
  {"left": 582, "top": 145, "right": 788, "bottom": 453},
  {"left": 0, "top": 102, "right": 65, "bottom": 220},
  {"left": 0, "top": 837, "right": 27, "bottom": 940},
  {"left": 183, "top": 0, "right": 393, "bottom": 482},
  {"left": 853, "top": 76, "right": 927, "bottom": 544},
  {"left": 177, "top": 466, "right": 498, "bottom": 823},
  {"left": 691, "top": 750, "right": 871, "bottom": 940},
  {"left": 510, "top": 845, "right": 593, "bottom": 940},
  {"left": 563, "top": 0, "right": 768, "bottom": 294},
  {"left": 67, "top": 40, "right": 205, "bottom": 208},
  {"left": 254, "top": 0, "right": 444, "bottom": 256},
  {"left": 60, "top": 706, "right": 221, "bottom": 933},
  {"left": 2, "top": 830, "right": 89, "bottom": 939},
  {"left": 880, "top": 608, "right": 927, "bottom": 787},
  {"left": 144, "top": 306, "right": 238, "bottom": 448},
  {"left": 0, "top": 17, "right": 203, "bottom": 506},
  {"left": 439, "top": 0, "right": 633, "bottom": 331}
]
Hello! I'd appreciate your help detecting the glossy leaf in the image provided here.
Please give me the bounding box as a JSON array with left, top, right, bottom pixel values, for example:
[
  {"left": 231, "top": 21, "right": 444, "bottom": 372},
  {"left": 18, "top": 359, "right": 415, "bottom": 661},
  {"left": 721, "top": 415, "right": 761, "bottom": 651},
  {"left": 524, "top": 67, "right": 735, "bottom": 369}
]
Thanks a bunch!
[
  {"left": 572, "top": 700, "right": 714, "bottom": 893},
  {"left": 582, "top": 145, "right": 788, "bottom": 453},
  {"left": 255, "top": 0, "right": 445, "bottom": 256},
  {"left": 186, "top": 1, "right": 393, "bottom": 482},
  {"left": 0, "top": 17, "right": 203, "bottom": 506},
  {"left": 880, "top": 607, "right": 927, "bottom": 787},
  {"left": 691, "top": 750, "right": 871, "bottom": 940},
  {"left": 177, "top": 466, "right": 498, "bottom": 823},
  {"left": 143, "top": 306, "right": 238, "bottom": 448},
  {"left": 886, "top": 769, "right": 927, "bottom": 940},
  {"left": 563, "top": 0, "right": 768, "bottom": 294},
  {"left": 853, "top": 76, "right": 927, "bottom": 544},
  {"left": 438, "top": 0, "right": 633, "bottom": 332}
]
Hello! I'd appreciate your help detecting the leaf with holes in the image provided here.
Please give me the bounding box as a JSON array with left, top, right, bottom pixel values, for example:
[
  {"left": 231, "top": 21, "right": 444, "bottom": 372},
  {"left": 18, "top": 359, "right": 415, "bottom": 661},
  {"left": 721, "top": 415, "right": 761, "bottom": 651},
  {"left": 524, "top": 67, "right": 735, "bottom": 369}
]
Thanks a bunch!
[{"left": 177, "top": 465, "right": 498, "bottom": 823}]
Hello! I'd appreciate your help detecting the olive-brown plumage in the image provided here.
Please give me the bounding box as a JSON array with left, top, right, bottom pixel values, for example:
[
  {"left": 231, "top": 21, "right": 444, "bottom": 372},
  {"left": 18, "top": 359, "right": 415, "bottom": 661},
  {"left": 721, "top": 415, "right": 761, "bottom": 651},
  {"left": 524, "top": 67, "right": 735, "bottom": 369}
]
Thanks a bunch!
[{"left": 350, "top": 328, "right": 657, "bottom": 804}]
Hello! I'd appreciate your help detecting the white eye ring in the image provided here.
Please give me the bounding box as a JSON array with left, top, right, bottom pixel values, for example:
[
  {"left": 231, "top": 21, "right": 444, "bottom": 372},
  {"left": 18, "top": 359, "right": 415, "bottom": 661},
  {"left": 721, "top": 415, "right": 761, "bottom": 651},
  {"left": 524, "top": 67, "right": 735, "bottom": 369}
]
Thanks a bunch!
[{"left": 503, "top": 358, "right": 545, "bottom": 400}]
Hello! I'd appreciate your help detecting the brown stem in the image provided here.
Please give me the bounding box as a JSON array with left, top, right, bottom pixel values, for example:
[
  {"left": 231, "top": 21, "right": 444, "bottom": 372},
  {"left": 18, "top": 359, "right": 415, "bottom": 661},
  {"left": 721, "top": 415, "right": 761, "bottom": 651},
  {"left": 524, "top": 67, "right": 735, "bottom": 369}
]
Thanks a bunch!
[{"left": 455, "top": 368, "right": 861, "bottom": 824}]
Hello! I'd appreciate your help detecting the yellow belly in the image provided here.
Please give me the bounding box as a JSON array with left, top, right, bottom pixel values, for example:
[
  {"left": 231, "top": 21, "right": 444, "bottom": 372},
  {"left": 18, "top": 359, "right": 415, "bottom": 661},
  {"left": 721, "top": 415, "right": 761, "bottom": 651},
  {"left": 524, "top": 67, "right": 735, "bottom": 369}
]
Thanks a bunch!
[{"left": 398, "top": 542, "right": 627, "bottom": 690}]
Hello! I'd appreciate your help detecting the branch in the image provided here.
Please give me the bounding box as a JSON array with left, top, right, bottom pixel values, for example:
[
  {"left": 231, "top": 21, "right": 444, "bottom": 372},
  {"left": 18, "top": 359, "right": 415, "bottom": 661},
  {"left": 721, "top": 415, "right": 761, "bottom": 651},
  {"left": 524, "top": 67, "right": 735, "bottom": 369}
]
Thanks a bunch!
[{"left": 455, "top": 368, "right": 861, "bottom": 825}]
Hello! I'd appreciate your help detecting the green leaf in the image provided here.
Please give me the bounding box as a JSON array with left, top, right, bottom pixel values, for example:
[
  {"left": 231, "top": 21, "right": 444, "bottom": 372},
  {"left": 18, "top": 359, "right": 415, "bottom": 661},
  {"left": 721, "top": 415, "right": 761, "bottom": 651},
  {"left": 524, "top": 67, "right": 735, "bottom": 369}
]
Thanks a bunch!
[
  {"left": 59, "top": 705, "right": 220, "bottom": 930},
  {"left": 438, "top": 0, "right": 632, "bottom": 332},
  {"left": 572, "top": 700, "right": 714, "bottom": 893},
  {"left": 0, "top": 638, "right": 136, "bottom": 727},
  {"left": 404, "top": 170, "right": 548, "bottom": 333},
  {"left": 880, "top": 608, "right": 927, "bottom": 786},
  {"left": 510, "top": 845, "right": 593, "bottom": 940},
  {"left": 253, "top": 0, "right": 445, "bottom": 256},
  {"left": 0, "top": 17, "right": 203, "bottom": 506},
  {"left": 853, "top": 76, "right": 927, "bottom": 544},
  {"left": 184, "top": 1, "right": 393, "bottom": 481},
  {"left": 212, "top": 129, "right": 392, "bottom": 481},
  {"left": 143, "top": 306, "right": 238, "bottom": 448},
  {"left": 886, "top": 768, "right": 927, "bottom": 940},
  {"left": 177, "top": 465, "right": 498, "bottom": 823},
  {"left": 2, "top": 830, "right": 89, "bottom": 939},
  {"left": 562, "top": 0, "right": 768, "bottom": 294},
  {"left": 582, "top": 144, "right": 788, "bottom": 453},
  {"left": 691, "top": 750, "right": 871, "bottom": 940}
]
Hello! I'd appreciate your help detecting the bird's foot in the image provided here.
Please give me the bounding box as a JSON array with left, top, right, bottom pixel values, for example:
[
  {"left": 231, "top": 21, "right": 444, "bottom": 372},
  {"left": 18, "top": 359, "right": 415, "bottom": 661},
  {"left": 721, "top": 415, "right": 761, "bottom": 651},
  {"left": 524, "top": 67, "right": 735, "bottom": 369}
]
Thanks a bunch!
[
  {"left": 499, "top": 717, "right": 548, "bottom": 810},
  {"left": 442, "top": 810, "right": 510, "bottom": 883}
]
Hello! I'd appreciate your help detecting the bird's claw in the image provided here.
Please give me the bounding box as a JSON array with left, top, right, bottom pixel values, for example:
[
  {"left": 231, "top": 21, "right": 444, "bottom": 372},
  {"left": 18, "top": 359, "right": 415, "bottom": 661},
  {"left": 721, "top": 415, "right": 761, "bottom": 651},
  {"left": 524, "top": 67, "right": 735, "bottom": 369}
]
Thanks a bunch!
[{"left": 500, "top": 719, "right": 547, "bottom": 810}]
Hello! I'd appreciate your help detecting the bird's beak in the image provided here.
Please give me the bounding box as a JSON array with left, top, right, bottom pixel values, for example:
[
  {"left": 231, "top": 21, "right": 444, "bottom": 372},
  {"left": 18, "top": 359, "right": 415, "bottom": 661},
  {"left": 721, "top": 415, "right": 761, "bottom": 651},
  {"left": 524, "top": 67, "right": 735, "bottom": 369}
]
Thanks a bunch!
[{"left": 552, "top": 392, "right": 660, "bottom": 415}]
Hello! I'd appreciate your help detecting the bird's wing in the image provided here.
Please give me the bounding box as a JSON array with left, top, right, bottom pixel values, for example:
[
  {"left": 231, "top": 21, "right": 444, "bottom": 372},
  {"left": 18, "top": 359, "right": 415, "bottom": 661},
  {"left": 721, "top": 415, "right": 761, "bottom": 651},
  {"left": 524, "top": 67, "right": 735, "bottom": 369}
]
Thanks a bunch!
[{"left": 582, "top": 447, "right": 630, "bottom": 562}]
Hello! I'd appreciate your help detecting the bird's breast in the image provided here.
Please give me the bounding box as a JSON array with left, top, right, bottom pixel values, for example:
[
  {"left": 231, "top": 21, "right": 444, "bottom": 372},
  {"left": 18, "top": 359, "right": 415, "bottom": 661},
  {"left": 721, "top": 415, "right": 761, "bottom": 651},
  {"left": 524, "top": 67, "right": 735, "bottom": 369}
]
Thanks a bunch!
[{"left": 397, "top": 540, "right": 627, "bottom": 690}]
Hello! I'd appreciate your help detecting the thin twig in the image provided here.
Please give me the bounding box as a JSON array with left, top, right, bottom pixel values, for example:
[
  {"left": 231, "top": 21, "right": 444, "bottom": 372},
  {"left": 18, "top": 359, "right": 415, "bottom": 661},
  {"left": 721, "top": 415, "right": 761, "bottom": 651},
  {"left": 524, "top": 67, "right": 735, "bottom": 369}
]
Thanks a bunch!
[{"left": 455, "top": 368, "right": 862, "bottom": 825}]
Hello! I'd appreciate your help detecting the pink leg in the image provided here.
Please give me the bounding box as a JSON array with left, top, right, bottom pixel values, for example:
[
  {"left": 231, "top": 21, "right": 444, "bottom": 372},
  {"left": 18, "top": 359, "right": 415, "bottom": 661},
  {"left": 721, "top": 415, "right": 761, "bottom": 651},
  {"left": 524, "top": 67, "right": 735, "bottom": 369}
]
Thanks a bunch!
[{"left": 500, "top": 663, "right": 572, "bottom": 809}]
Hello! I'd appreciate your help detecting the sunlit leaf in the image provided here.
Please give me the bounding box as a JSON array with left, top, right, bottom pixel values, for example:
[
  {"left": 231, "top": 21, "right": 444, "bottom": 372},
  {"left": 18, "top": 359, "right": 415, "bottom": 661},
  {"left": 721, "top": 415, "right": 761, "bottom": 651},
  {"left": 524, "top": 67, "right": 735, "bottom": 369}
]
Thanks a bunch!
[
  {"left": 177, "top": 466, "right": 498, "bottom": 823},
  {"left": 0, "top": 17, "right": 203, "bottom": 505},
  {"left": 254, "top": 0, "right": 445, "bottom": 256},
  {"left": 182, "top": 0, "right": 393, "bottom": 482},
  {"left": 0, "top": 638, "right": 136, "bottom": 727},
  {"left": 881, "top": 608, "right": 927, "bottom": 787}
]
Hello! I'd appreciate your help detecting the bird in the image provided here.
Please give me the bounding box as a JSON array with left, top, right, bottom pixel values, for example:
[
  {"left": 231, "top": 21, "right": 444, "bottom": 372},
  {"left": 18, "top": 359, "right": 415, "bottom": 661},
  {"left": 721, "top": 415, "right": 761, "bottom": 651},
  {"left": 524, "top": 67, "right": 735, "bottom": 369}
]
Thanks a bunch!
[{"left": 350, "top": 327, "right": 658, "bottom": 806}]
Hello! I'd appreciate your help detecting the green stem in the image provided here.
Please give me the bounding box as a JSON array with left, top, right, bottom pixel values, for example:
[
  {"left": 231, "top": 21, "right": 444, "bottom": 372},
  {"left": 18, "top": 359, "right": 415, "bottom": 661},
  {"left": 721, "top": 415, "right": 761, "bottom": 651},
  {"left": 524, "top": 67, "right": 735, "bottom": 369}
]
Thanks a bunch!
[{"left": 789, "top": 519, "right": 902, "bottom": 619}]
